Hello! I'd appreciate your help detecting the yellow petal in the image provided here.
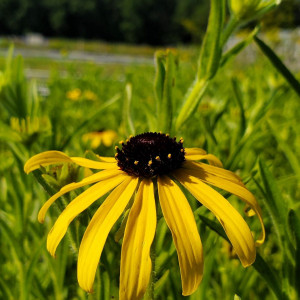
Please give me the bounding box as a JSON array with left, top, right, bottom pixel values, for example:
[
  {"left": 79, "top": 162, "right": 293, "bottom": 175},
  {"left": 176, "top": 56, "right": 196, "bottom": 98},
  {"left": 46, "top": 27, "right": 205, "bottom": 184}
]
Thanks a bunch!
[
  {"left": 182, "top": 163, "right": 265, "bottom": 245},
  {"left": 38, "top": 168, "right": 124, "bottom": 223},
  {"left": 185, "top": 153, "right": 223, "bottom": 167},
  {"left": 174, "top": 170, "right": 256, "bottom": 267},
  {"left": 47, "top": 174, "right": 128, "bottom": 256},
  {"left": 183, "top": 160, "right": 242, "bottom": 185},
  {"left": 185, "top": 148, "right": 207, "bottom": 156},
  {"left": 158, "top": 175, "right": 203, "bottom": 296},
  {"left": 24, "top": 151, "right": 72, "bottom": 173},
  {"left": 70, "top": 157, "right": 117, "bottom": 169},
  {"left": 77, "top": 176, "right": 138, "bottom": 292},
  {"left": 96, "top": 155, "right": 117, "bottom": 163},
  {"left": 120, "top": 179, "right": 156, "bottom": 300},
  {"left": 24, "top": 151, "right": 117, "bottom": 173}
]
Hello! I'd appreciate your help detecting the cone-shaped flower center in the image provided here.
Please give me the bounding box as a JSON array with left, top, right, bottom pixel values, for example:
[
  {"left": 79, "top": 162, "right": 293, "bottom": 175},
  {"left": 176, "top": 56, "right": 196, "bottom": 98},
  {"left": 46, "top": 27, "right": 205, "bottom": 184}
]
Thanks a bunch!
[{"left": 115, "top": 132, "right": 185, "bottom": 178}]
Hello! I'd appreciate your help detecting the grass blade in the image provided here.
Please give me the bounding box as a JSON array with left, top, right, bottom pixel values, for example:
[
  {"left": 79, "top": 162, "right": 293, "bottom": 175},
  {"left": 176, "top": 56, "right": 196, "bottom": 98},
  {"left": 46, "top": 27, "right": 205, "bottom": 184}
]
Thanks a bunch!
[
  {"left": 198, "top": 215, "right": 284, "bottom": 299},
  {"left": 254, "top": 36, "right": 300, "bottom": 97}
]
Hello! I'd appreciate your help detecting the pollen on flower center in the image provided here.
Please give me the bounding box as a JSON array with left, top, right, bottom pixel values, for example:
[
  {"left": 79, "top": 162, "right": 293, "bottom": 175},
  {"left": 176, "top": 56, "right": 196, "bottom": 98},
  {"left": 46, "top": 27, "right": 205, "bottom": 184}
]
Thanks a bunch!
[{"left": 115, "top": 132, "right": 185, "bottom": 178}]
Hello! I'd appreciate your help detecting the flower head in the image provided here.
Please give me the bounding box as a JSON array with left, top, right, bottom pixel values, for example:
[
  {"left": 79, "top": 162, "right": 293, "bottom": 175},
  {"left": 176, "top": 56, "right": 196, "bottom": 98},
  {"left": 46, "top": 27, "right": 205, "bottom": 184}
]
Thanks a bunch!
[
  {"left": 66, "top": 88, "right": 81, "bottom": 101},
  {"left": 229, "top": 0, "right": 281, "bottom": 22},
  {"left": 24, "top": 132, "right": 265, "bottom": 299}
]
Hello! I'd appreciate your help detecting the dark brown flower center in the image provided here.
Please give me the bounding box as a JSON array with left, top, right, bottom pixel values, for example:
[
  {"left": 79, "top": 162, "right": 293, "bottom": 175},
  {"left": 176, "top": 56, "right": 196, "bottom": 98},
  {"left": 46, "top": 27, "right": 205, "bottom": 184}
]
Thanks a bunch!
[{"left": 115, "top": 132, "right": 185, "bottom": 178}]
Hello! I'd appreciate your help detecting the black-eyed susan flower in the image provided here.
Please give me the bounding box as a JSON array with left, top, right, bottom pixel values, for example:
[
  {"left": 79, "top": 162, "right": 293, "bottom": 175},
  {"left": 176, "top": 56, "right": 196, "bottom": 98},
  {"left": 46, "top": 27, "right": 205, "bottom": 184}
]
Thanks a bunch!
[
  {"left": 24, "top": 132, "right": 265, "bottom": 299},
  {"left": 82, "top": 129, "right": 117, "bottom": 149}
]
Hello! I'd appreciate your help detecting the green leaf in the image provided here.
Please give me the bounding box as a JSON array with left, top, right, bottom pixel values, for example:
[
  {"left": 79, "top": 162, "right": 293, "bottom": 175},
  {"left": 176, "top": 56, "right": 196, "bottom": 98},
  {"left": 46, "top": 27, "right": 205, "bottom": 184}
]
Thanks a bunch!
[
  {"left": 122, "top": 79, "right": 135, "bottom": 136},
  {"left": 221, "top": 26, "right": 259, "bottom": 67},
  {"left": 254, "top": 36, "right": 300, "bottom": 97},
  {"left": 175, "top": 79, "right": 208, "bottom": 131},
  {"left": 154, "top": 50, "right": 176, "bottom": 133},
  {"left": 268, "top": 121, "right": 300, "bottom": 177},
  {"left": 231, "top": 78, "right": 246, "bottom": 136},
  {"left": 32, "top": 169, "right": 57, "bottom": 197},
  {"left": 154, "top": 51, "right": 166, "bottom": 105},
  {"left": 288, "top": 210, "right": 300, "bottom": 297},
  {"left": 198, "top": 0, "right": 225, "bottom": 80},
  {"left": 154, "top": 270, "right": 170, "bottom": 298},
  {"left": 175, "top": 0, "right": 225, "bottom": 130},
  {"left": 258, "top": 158, "right": 287, "bottom": 236},
  {"left": 198, "top": 215, "right": 284, "bottom": 299}
]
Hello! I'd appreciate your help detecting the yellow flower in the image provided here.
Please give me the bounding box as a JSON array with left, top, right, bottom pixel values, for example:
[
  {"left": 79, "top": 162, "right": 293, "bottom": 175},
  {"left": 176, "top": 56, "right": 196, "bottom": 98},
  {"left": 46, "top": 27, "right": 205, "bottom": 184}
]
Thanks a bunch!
[
  {"left": 82, "top": 130, "right": 117, "bottom": 148},
  {"left": 82, "top": 90, "right": 98, "bottom": 101},
  {"left": 66, "top": 88, "right": 81, "bottom": 101},
  {"left": 229, "top": 0, "right": 281, "bottom": 21},
  {"left": 24, "top": 132, "right": 265, "bottom": 299}
]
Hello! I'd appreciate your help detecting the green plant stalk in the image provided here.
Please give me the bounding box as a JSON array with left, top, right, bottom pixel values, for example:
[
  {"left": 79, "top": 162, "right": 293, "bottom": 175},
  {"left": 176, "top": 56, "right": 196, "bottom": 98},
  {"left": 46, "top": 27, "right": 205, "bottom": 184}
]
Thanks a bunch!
[
  {"left": 221, "top": 15, "right": 239, "bottom": 47},
  {"left": 175, "top": 79, "right": 208, "bottom": 130}
]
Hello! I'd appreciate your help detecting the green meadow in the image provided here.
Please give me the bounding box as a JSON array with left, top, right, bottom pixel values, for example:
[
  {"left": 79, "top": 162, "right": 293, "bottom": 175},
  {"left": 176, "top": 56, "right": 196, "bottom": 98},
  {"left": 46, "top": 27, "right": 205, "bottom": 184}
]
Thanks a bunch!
[{"left": 1, "top": 4, "right": 300, "bottom": 300}]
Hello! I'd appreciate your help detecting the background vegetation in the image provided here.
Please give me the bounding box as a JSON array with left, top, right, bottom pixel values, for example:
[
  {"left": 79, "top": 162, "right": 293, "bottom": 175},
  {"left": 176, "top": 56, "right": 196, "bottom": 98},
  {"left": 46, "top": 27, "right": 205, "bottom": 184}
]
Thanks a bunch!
[{"left": 0, "top": 0, "right": 300, "bottom": 44}]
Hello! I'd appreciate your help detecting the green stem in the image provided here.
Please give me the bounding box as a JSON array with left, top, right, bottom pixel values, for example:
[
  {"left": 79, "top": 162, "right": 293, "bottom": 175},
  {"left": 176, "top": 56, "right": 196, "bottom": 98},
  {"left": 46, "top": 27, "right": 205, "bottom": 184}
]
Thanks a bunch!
[
  {"left": 221, "top": 15, "right": 239, "bottom": 47},
  {"left": 175, "top": 79, "right": 208, "bottom": 131}
]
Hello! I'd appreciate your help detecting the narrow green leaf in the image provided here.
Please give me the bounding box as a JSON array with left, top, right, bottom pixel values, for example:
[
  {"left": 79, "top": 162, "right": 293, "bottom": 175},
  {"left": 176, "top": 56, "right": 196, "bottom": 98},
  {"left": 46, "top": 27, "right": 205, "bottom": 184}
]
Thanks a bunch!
[
  {"left": 221, "top": 26, "right": 259, "bottom": 67},
  {"left": 231, "top": 78, "right": 246, "bottom": 136},
  {"left": 258, "top": 158, "right": 287, "bottom": 231},
  {"left": 175, "top": 79, "right": 208, "bottom": 131},
  {"left": 254, "top": 36, "right": 300, "bottom": 97},
  {"left": 198, "top": 0, "right": 225, "bottom": 80},
  {"left": 198, "top": 215, "right": 284, "bottom": 299},
  {"left": 175, "top": 0, "right": 225, "bottom": 130},
  {"left": 154, "top": 270, "right": 170, "bottom": 298},
  {"left": 288, "top": 210, "right": 300, "bottom": 297},
  {"left": 32, "top": 169, "right": 57, "bottom": 197},
  {"left": 25, "top": 236, "right": 47, "bottom": 297},
  {"left": 154, "top": 51, "right": 166, "bottom": 106},
  {"left": 122, "top": 81, "right": 135, "bottom": 136},
  {"left": 0, "top": 277, "right": 15, "bottom": 300},
  {"left": 155, "top": 50, "right": 176, "bottom": 133},
  {"left": 268, "top": 121, "right": 300, "bottom": 177}
]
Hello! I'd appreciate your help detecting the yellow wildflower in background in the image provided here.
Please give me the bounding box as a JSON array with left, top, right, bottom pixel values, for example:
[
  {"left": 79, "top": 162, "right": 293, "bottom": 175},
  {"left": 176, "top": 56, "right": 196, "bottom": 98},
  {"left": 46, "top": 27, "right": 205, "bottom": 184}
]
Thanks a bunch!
[
  {"left": 66, "top": 88, "right": 81, "bottom": 101},
  {"left": 82, "top": 129, "right": 117, "bottom": 149},
  {"left": 82, "top": 90, "right": 98, "bottom": 101},
  {"left": 24, "top": 132, "right": 265, "bottom": 299}
]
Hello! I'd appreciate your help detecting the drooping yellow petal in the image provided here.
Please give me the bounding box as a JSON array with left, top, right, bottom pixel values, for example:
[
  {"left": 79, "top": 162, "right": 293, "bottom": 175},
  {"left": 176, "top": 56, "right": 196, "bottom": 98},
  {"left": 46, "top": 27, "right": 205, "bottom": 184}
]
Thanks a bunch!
[
  {"left": 182, "top": 162, "right": 265, "bottom": 245},
  {"left": 158, "top": 175, "right": 203, "bottom": 296},
  {"left": 185, "top": 147, "right": 222, "bottom": 167},
  {"left": 174, "top": 170, "right": 256, "bottom": 267},
  {"left": 96, "top": 155, "right": 117, "bottom": 163},
  {"left": 186, "top": 154, "right": 223, "bottom": 167},
  {"left": 71, "top": 157, "right": 117, "bottom": 169},
  {"left": 185, "top": 148, "right": 207, "bottom": 156},
  {"left": 38, "top": 168, "right": 124, "bottom": 223},
  {"left": 183, "top": 160, "right": 242, "bottom": 185},
  {"left": 77, "top": 176, "right": 138, "bottom": 292},
  {"left": 24, "top": 151, "right": 73, "bottom": 173},
  {"left": 24, "top": 151, "right": 117, "bottom": 174},
  {"left": 120, "top": 179, "right": 156, "bottom": 300},
  {"left": 47, "top": 174, "right": 128, "bottom": 256}
]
